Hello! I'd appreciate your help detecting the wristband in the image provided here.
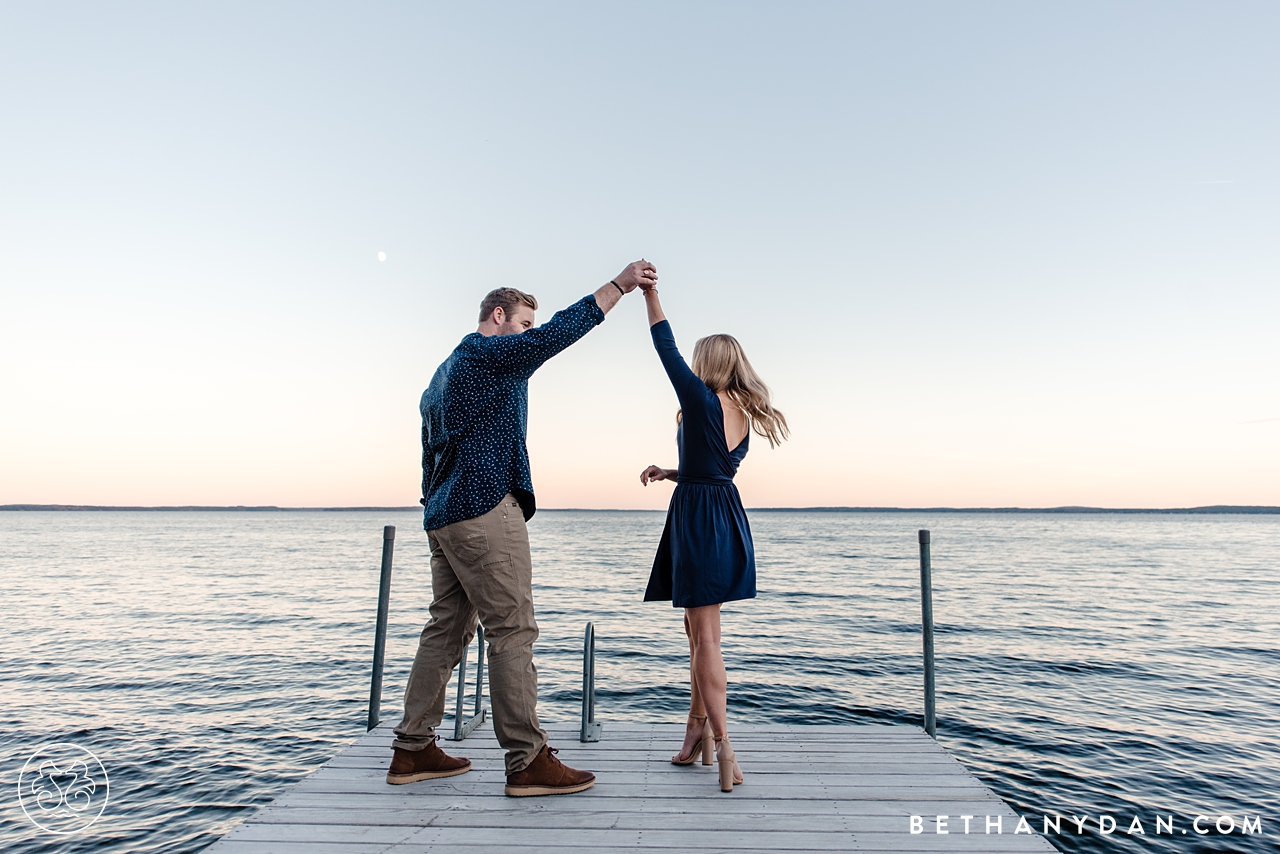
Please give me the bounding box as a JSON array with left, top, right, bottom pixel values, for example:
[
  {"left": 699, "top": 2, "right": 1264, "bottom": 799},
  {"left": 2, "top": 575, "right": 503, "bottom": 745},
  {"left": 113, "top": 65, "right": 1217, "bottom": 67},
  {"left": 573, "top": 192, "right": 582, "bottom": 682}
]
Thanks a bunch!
[{"left": 611, "top": 280, "right": 625, "bottom": 296}]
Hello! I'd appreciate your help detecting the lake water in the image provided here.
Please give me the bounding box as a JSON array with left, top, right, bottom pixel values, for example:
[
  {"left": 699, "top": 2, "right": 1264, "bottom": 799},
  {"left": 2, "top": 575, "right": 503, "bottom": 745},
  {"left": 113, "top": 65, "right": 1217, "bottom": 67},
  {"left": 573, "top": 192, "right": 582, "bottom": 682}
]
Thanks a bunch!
[{"left": 1, "top": 510, "right": 1276, "bottom": 852}]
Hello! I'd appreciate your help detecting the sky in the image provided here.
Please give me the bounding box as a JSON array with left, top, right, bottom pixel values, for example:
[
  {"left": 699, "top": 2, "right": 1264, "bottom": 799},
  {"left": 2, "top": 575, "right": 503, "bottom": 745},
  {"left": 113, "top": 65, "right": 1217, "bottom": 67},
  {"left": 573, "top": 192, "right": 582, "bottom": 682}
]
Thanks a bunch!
[{"left": 1, "top": 2, "right": 1277, "bottom": 510}]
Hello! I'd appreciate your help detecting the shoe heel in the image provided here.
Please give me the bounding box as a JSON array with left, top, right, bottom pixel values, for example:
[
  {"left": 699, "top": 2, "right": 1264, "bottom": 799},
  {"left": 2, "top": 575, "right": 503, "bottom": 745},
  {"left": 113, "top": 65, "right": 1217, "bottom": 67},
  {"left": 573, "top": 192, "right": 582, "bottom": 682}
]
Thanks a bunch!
[
  {"left": 716, "top": 737, "right": 735, "bottom": 792},
  {"left": 671, "top": 714, "right": 711, "bottom": 766}
]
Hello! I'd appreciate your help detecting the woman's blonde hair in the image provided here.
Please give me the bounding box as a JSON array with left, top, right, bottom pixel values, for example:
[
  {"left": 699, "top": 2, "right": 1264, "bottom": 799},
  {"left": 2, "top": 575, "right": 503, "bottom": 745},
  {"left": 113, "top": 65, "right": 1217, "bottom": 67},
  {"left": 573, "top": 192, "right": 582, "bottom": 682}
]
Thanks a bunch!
[{"left": 686, "top": 334, "right": 789, "bottom": 448}]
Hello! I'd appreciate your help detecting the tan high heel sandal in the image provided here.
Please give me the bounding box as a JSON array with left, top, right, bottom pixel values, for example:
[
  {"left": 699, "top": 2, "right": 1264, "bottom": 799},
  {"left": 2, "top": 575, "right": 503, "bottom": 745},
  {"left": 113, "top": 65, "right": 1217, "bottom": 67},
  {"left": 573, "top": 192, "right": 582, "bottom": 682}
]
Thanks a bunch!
[
  {"left": 715, "top": 735, "right": 744, "bottom": 792},
  {"left": 671, "top": 714, "right": 715, "bottom": 766}
]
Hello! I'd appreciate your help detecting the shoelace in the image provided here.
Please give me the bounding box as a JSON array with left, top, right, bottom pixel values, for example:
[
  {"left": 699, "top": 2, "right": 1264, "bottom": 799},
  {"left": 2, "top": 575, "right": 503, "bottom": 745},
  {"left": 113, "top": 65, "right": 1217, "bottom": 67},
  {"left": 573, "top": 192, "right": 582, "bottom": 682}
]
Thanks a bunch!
[{"left": 538, "top": 745, "right": 587, "bottom": 784}]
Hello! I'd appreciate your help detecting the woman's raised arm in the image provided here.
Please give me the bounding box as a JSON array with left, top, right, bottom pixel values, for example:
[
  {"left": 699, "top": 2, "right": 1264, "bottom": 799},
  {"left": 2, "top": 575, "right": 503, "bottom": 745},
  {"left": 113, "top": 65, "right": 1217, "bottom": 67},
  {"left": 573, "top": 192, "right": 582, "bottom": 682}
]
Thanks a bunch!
[
  {"left": 644, "top": 287, "right": 666, "bottom": 327},
  {"left": 645, "top": 288, "right": 705, "bottom": 407}
]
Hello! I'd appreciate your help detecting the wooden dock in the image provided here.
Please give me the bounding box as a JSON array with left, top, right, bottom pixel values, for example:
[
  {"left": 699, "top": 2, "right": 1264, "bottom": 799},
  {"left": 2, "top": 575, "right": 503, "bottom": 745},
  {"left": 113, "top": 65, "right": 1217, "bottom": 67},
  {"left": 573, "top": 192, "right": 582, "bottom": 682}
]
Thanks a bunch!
[{"left": 206, "top": 721, "right": 1057, "bottom": 853}]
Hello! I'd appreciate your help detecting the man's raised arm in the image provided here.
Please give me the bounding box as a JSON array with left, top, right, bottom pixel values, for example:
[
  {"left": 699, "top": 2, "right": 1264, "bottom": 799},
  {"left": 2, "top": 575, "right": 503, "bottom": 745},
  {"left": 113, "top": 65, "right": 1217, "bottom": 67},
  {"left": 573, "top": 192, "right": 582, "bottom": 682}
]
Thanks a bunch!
[{"left": 479, "top": 260, "right": 659, "bottom": 375}]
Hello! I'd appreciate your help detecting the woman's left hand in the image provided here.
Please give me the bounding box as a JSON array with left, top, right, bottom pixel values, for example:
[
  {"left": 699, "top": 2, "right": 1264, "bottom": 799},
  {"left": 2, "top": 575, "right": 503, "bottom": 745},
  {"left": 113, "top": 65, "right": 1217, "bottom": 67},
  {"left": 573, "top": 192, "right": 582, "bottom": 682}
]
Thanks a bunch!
[{"left": 640, "top": 465, "right": 672, "bottom": 486}]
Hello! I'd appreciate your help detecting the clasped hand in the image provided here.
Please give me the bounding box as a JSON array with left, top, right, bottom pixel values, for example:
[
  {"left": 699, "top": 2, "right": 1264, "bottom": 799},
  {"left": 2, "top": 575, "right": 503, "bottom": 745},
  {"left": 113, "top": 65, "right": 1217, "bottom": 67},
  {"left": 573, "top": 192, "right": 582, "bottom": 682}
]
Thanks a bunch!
[{"left": 614, "top": 259, "right": 659, "bottom": 292}]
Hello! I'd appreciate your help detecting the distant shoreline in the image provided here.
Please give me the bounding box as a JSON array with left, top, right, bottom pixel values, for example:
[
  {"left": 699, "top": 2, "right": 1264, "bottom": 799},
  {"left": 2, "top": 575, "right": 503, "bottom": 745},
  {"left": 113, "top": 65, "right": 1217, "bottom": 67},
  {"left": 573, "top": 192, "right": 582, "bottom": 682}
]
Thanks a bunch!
[{"left": 3, "top": 504, "right": 1278, "bottom": 515}]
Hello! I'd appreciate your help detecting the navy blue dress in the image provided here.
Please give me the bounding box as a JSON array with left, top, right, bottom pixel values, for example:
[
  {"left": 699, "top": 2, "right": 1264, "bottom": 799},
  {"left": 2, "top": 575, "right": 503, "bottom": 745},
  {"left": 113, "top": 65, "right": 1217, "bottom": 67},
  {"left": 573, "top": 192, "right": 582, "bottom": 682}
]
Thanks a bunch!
[{"left": 643, "top": 320, "right": 757, "bottom": 608}]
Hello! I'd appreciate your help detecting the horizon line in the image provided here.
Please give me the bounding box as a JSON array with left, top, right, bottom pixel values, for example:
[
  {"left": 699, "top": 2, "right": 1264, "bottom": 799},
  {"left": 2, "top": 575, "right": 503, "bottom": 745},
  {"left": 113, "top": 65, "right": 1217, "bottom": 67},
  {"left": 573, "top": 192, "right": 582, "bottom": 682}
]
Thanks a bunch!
[{"left": 2, "top": 504, "right": 1279, "bottom": 515}]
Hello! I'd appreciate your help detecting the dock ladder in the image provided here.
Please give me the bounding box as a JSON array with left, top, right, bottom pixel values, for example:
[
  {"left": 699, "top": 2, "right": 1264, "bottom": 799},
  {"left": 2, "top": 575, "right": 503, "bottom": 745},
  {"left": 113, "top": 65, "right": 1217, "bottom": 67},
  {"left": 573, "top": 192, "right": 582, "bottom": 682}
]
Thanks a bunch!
[{"left": 365, "top": 526, "right": 600, "bottom": 743}]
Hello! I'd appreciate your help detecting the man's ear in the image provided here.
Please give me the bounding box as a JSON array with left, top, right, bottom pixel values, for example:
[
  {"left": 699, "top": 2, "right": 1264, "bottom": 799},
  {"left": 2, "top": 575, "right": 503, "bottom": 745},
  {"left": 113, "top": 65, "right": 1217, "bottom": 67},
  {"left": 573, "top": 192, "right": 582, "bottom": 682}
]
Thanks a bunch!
[{"left": 491, "top": 306, "right": 505, "bottom": 326}]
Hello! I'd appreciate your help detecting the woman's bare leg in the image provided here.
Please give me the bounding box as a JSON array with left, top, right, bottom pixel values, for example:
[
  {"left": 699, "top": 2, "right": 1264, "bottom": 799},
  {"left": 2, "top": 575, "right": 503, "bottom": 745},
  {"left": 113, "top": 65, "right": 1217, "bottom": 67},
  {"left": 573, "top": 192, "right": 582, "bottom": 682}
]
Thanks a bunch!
[
  {"left": 676, "top": 611, "right": 707, "bottom": 760},
  {"left": 686, "top": 604, "right": 740, "bottom": 780},
  {"left": 686, "top": 611, "right": 706, "bottom": 714},
  {"left": 686, "top": 604, "right": 725, "bottom": 734}
]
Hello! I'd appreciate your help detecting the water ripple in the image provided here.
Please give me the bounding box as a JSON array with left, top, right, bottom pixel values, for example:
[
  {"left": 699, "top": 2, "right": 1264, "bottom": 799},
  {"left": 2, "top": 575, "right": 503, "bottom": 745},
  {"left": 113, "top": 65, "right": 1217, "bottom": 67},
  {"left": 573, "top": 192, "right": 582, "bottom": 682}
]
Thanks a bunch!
[{"left": 0, "top": 510, "right": 1276, "bottom": 852}]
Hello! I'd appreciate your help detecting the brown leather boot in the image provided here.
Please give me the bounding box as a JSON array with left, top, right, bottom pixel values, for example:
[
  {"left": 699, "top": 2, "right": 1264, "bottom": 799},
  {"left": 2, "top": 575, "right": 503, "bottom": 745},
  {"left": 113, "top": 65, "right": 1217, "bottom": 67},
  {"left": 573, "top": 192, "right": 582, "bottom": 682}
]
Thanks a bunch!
[
  {"left": 386, "top": 739, "right": 471, "bottom": 784},
  {"left": 504, "top": 744, "right": 596, "bottom": 797}
]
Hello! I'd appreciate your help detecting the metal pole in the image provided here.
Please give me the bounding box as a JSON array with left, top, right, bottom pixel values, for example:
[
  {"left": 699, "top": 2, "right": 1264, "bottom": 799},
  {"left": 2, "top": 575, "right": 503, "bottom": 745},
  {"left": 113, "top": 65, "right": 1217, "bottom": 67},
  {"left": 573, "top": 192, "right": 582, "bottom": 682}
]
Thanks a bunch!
[
  {"left": 580, "top": 622, "right": 601, "bottom": 742},
  {"left": 446, "top": 629, "right": 487, "bottom": 741},
  {"left": 918, "top": 529, "right": 937, "bottom": 738},
  {"left": 367, "top": 525, "right": 396, "bottom": 731},
  {"left": 453, "top": 641, "right": 469, "bottom": 741},
  {"left": 473, "top": 626, "right": 486, "bottom": 717}
]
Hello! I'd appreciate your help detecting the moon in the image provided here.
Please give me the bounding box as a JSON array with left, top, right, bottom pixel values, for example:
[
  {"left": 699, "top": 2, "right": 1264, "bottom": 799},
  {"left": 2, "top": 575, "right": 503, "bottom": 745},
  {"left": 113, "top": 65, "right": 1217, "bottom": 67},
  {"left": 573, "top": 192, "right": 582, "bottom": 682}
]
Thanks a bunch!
[{"left": 377, "top": 251, "right": 387, "bottom": 262}]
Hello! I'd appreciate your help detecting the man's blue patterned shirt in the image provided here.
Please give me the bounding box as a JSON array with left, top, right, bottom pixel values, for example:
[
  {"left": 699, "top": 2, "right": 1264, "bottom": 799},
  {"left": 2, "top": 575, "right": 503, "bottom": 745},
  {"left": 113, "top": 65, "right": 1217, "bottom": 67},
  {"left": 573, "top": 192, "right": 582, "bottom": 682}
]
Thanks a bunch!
[{"left": 420, "top": 295, "right": 606, "bottom": 531}]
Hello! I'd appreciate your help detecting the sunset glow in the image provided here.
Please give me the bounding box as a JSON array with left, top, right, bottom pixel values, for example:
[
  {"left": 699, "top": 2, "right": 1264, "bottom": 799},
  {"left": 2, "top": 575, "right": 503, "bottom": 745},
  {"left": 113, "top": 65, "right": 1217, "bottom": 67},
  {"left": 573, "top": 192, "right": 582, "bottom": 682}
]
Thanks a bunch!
[{"left": 2, "top": 4, "right": 1276, "bottom": 509}]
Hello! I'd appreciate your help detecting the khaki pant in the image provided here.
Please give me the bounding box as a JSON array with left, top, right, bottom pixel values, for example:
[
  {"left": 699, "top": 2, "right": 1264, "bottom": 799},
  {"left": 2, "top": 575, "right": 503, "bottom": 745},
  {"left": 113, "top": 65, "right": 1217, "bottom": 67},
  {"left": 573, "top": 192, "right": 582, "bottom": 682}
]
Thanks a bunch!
[{"left": 393, "top": 495, "right": 547, "bottom": 774}]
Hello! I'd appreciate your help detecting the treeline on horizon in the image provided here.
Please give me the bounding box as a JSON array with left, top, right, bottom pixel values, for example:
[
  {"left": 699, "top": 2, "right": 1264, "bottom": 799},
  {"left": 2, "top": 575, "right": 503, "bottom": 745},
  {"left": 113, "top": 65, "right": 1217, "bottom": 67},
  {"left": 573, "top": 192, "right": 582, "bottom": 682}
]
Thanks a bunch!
[{"left": 3, "top": 504, "right": 1279, "bottom": 515}]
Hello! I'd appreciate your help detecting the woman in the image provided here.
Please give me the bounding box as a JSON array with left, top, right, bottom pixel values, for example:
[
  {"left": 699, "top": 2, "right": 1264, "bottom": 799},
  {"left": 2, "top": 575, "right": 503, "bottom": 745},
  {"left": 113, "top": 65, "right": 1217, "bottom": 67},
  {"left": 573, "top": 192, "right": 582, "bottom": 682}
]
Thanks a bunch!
[{"left": 637, "top": 284, "right": 789, "bottom": 792}]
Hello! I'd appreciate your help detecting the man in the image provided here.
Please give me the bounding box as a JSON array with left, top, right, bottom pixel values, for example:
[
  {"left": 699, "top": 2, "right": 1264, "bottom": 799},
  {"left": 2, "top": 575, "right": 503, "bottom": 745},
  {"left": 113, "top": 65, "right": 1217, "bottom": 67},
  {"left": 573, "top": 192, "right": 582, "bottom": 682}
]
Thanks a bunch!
[{"left": 389, "top": 259, "right": 658, "bottom": 797}]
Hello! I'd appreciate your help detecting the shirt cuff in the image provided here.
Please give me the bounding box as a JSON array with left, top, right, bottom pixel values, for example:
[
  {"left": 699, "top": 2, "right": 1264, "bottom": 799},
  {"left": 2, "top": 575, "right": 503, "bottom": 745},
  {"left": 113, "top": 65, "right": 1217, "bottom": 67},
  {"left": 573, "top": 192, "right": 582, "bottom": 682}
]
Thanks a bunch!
[{"left": 583, "top": 294, "right": 606, "bottom": 324}]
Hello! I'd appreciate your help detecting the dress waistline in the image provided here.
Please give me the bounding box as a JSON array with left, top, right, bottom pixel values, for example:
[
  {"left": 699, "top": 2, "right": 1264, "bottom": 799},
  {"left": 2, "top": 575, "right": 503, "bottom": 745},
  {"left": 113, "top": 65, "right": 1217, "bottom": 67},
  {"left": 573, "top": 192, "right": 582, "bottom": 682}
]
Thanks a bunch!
[{"left": 676, "top": 475, "right": 735, "bottom": 487}]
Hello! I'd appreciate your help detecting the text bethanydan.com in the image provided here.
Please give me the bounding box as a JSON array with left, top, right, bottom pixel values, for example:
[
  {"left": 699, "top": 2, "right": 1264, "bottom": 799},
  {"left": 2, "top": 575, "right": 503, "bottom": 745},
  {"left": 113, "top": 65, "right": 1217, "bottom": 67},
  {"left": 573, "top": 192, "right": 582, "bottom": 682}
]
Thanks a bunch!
[{"left": 909, "top": 813, "right": 1263, "bottom": 837}]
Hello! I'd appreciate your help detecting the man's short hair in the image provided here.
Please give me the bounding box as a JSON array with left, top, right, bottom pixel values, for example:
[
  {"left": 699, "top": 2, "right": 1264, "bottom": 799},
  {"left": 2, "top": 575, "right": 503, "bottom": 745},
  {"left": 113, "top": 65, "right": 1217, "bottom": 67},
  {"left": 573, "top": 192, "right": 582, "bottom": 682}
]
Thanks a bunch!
[{"left": 478, "top": 288, "right": 538, "bottom": 323}]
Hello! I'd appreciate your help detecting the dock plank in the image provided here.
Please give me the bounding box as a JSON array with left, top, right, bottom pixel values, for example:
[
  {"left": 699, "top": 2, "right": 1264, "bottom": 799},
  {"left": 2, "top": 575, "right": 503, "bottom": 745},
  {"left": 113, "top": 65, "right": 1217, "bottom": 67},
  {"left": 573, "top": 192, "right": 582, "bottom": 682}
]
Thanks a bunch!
[{"left": 204, "top": 722, "right": 1055, "bottom": 853}]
